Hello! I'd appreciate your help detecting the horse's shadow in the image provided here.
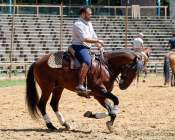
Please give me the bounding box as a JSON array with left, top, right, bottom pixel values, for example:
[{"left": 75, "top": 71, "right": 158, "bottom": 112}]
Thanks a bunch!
[
  {"left": 148, "top": 85, "right": 166, "bottom": 88},
  {"left": 0, "top": 128, "right": 92, "bottom": 134}
]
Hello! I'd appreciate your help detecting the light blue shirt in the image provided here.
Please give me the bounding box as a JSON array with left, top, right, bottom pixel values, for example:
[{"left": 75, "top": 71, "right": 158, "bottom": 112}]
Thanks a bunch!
[{"left": 72, "top": 18, "right": 97, "bottom": 47}]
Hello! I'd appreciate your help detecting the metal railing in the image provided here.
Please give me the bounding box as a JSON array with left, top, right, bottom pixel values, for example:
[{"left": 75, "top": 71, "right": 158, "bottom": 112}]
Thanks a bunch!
[{"left": 0, "top": 4, "right": 168, "bottom": 18}]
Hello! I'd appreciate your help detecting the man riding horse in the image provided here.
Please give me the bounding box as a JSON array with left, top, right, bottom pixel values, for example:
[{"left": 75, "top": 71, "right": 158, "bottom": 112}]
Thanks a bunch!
[
  {"left": 71, "top": 7, "right": 104, "bottom": 95},
  {"left": 132, "top": 33, "right": 151, "bottom": 82},
  {"left": 132, "top": 33, "right": 150, "bottom": 58},
  {"left": 163, "top": 32, "right": 175, "bottom": 85},
  {"left": 25, "top": 7, "right": 144, "bottom": 132},
  {"left": 164, "top": 32, "right": 175, "bottom": 58}
]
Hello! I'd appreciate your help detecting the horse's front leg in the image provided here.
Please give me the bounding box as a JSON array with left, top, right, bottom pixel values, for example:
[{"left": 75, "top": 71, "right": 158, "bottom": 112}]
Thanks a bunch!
[
  {"left": 102, "top": 92, "right": 119, "bottom": 132},
  {"left": 85, "top": 87, "right": 119, "bottom": 132},
  {"left": 99, "top": 85, "right": 120, "bottom": 132},
  {"left": 84, "top": 96, "right": 112, "bottom": 119}
]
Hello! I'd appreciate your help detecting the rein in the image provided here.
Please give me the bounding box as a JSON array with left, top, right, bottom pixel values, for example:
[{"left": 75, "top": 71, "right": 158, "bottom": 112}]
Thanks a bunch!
[{"left": 98, "top": 49, "right": 119, "bottom": 84}]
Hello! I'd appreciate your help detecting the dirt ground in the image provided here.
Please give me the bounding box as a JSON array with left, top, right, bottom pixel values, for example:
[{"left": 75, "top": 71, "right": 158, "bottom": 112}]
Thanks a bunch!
[{"left": 0, "top": 74, "right": 175, "bottom": 140}]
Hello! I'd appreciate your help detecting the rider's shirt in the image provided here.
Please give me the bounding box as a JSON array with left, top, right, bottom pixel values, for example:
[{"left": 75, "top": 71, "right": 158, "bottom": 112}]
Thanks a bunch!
[
  {"left": 132, "top": 37, "right": 143, "bottom": 48},
  {"left": 72, "top": 18, "right": 97, "bottom": 48},
  {"left": 169, "top": 37, "right": 175, "bottom": 50}
]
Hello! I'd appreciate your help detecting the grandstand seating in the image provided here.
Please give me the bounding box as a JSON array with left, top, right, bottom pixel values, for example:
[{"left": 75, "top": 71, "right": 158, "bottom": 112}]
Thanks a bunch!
[{"left": 0, "top": 15, "right": 175, "bottom": 74}]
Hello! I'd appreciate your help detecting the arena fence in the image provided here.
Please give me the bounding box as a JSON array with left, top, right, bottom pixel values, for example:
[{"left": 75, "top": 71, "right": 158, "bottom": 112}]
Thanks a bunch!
[{"left": 0, "top": 4, "right": 168, "bottom": 18}]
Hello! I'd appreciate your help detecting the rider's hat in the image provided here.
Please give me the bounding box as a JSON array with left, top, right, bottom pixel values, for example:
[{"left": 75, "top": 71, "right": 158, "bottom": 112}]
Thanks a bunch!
[{"left": 138, "top": 32, "right": 144, "bottom": 37}]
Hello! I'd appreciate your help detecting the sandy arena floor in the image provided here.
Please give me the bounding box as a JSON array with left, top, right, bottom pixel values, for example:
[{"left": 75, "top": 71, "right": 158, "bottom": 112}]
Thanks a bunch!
[{"left": 0, "top": 74, "right": 175, "bottom": 140}]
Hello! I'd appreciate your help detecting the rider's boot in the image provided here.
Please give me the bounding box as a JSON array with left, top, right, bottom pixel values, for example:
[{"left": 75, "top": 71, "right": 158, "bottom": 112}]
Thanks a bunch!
[{"left": 76, "top": 63, "right": 91, "bottom": 97}]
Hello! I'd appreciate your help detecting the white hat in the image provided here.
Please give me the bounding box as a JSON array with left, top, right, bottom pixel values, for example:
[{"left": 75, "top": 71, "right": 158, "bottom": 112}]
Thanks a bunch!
[{"left": 138, "top": 33, "right": 144, "bottom": 37}]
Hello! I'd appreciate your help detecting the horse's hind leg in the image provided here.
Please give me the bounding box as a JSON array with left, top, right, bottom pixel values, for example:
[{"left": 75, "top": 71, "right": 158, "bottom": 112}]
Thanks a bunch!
[
  {"left": 135, "top": 71, "right": 139, "bottom": 86},
  {"left": 142, "top": 64, "right": 147, "bottom": 82},
  {"left": 37, "top": 84, "right": 56, "bottom": 130},
  {"left": 143, "top": 69, "right": 147, "bottom": 82},
  {"left": 171, "top": 73, "right": 173, "bottom": 86},
  {"left": 173, "top": 74, "right": 175, "bottom": 86},
  {"left": 50, "top": 87, "right": 71, "bottom": 130},
  {"left": 172, "top": 73, "right": 175, "bottom": 86}
]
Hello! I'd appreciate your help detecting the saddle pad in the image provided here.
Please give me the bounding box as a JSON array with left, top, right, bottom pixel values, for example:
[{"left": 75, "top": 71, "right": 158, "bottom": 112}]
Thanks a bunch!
[{"left": 48, "top": 52, "right": 64, "bottom": 68}]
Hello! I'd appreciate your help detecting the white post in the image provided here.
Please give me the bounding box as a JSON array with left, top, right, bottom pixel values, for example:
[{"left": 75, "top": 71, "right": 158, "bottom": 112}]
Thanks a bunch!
[
  {"left": 36, "top": 5, "right": 39, "bottom": 16},
  {"left": 60, "top": 2, "right": 63, "bottom": 51},
  {"left": 9, "top": 0, "right": 16, "bottom": 79},
  {"left": 125, "top": 1, "right": 129, "bottom": 48},
  {"left": 165, "top": 6, "right": 167, "bottom": 19}
]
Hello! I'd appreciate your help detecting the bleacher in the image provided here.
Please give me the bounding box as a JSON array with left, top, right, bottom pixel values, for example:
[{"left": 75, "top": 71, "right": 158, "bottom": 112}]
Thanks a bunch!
[{"left": 0, "top": 15, "right": 175, "bottom": 74}]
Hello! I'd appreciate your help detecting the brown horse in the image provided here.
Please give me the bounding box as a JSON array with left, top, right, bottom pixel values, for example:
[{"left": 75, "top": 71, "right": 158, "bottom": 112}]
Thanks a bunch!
[
  {"left": 163, "top": 52, "right": 175, "bottom": 86},
  {"left": 26, "top": 49, "right": 142, "bottom": 132},
  {"left": 132, "top": 47, "right": 151, "bottom": 83}
]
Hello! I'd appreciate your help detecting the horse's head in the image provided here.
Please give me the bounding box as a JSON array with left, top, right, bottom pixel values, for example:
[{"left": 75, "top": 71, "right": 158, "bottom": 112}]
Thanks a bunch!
[
  {"left": 105, "top": 50, "right": 143, "bottom": 90},
  {"left": 118, "top": 56, "right": 142, "bottom": 89}
]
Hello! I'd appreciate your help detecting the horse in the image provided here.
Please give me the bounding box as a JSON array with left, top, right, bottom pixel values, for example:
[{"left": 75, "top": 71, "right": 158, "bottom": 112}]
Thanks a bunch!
[
  {"left": 164, "top": 52, "right": 175, "bottom": 86},
  {"left": 132, "top": 47, "right": 151, "bottom": 84},
  {"left": 25, "top": 49, "right": 142, "bottom": 132}
]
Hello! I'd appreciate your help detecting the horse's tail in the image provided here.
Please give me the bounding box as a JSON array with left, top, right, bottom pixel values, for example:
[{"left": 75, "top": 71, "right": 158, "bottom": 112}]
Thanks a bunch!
[
  {"left": 163, "top": 57, "right": 170, "bottom": 84},
  {"left": 26, "top": 62, "right": 39, "bottom": 119}
]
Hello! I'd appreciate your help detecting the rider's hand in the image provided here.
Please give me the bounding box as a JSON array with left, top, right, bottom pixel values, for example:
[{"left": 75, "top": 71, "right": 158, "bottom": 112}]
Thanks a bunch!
[
  {"left": 96, "top": 42, "right": 104, "bottom": 50},
  {"left": 97, "top": 39, "right": 104, "bottom": 46}
]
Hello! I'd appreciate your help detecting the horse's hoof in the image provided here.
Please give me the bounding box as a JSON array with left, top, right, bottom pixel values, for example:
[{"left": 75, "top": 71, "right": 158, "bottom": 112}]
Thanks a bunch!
[
  {"left": 164, "top": 82, "right": 169, "bottom": 86},
  {"left": 106, "top": 121, "right": 114, "bottom": 133},
  {"left": 46, "top": 123, "right": 57, "bottom": 131},
  {"left": 63, "top": 122, "right": 71, "bottom": 130},
  {"left": 84, "top": 111, "right": 93, "bottom": 117}
]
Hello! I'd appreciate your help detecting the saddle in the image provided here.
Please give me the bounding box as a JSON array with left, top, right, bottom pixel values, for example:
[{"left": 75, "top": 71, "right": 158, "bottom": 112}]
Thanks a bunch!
[{"left": 48, "top": 46, "right": 81, "bottom": 69}]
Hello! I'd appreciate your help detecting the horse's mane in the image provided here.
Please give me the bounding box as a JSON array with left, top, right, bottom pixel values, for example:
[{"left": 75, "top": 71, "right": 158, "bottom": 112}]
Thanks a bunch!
[{"left": 104, "top": 48, "right": 137, "bottom": 60}]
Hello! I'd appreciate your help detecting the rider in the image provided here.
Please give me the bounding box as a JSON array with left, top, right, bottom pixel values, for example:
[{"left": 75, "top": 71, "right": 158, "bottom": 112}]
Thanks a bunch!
[
  {"left": 164, "top": 32, "right": 175, "bottom": 85},
  {"left": 132, "top": 32, "right": 150, "bottom": 58},
  {"left": 165, "top": 32, "right": 175, "bottom": 58},
  {"left": 132, "top": 32, "right": 144, "bottom": 49},
  {"left": 71, "top": 7, "right": 104, "bottom": 95},
  {"left": 132, "top": 33, "right": 150, "bottom": 82}
]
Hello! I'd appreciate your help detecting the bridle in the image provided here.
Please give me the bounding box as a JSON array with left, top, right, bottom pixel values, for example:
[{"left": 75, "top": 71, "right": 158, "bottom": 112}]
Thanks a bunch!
[
  {"left": 98, "top": 49, "right": 143, "bottom": 83},
  {"left": 120, "top": 57, "right": 140, "bottom": 79}
]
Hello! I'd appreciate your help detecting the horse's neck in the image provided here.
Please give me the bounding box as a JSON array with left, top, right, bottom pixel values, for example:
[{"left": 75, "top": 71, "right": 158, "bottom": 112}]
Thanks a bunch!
[
  {"left": 104, "top": 51, "right": 134, "bottom": 66},
  {"left": 95, "top": 54, "right": 118, "bottom": 81},
  {"left": 104, "top": 51, "right": 135, "bottom": 76},
  {"left": 104, "top": 50, "right": 133, "bottom": 60}
]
